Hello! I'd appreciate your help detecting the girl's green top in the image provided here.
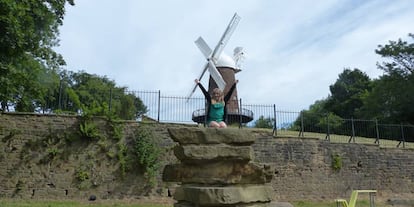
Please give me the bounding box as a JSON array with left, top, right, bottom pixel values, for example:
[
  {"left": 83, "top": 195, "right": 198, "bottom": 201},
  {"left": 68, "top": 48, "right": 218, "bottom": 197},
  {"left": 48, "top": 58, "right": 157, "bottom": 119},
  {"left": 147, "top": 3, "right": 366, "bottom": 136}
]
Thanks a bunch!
[{"left": 208, "top": 102, "right": 224, "bottom": 123}]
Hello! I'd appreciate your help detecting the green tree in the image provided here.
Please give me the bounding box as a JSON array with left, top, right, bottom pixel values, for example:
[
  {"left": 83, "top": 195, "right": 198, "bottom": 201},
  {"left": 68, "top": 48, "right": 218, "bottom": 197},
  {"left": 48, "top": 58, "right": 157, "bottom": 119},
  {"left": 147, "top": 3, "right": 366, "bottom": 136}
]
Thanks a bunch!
[
  {"left": 117, "top": 92, "right": 147, "bottom": 119},
  {"left": 254, "top": 116, "right": 274, "bottom": 129},
  {"left": 325, "top": 68, "right": 372, "bottom": 119},
  {"left": 57, "top": 71, "right": 147, "bottom": 120},
  {"left": 69, "top": 71, "right": 116, "bottom": 113},
  {"left": 0, "top": 0, "right": 75, "bottom": 111},
  {"left": 0, "top": 1, "right": 148, "bottom": 120},
  {"left": 360, "top": 33, "right": 414, "bottom": 124},
  {"left": 292, "top": 99, "right": 344, "bottom": 135},
  {"left": 292, "top": 99, "right": 328, "bottom": 132},
  {"left": 375, "top": 33, "right": 414, "bottom": 76}
]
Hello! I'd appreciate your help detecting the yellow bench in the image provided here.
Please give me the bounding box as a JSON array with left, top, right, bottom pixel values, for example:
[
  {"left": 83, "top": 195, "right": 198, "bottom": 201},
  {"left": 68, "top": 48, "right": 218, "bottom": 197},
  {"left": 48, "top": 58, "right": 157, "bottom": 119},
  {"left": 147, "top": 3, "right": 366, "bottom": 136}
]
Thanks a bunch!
[{"left": 335, "top": 190, "right": 377, "bottom": 207}]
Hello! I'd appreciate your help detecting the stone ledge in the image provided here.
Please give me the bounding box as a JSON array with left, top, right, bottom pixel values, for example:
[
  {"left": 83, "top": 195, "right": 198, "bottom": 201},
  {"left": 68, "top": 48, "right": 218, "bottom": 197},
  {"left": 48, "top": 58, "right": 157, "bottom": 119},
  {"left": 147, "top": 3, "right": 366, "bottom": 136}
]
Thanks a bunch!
[
  {"left": 173, "top": 145, "right": 253, "bottom": 163},
  {"left": 168, "top": 128, "right": 255, "bottom": 145},
  {"left": 163, "top": 162, "right": 273, "bottom": 184},
  {"left": 174, "top": 201, "right": 291, "bottom": 207},
  {"left": 174, "top": 185, "right": 274, "bottom": 205}
]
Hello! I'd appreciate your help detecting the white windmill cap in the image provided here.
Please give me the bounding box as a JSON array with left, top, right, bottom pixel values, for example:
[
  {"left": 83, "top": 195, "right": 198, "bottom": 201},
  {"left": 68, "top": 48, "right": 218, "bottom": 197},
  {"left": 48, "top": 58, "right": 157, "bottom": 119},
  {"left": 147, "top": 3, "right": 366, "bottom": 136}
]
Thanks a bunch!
[{"left": 216, "top": 53, "right": 236, "bottom": 69}]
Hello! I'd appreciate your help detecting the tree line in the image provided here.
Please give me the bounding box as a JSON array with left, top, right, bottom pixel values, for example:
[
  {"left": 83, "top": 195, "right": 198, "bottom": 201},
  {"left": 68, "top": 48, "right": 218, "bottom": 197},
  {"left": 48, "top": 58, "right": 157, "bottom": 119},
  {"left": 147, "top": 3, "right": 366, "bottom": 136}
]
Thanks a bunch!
[
  {"left": 297, "top": 33, "right": 413, "bottom": 125},
  {"left": 1, "top": 1, "right": 412, "bottom": 124},
  {"left": 255, "top": 33, "right": 414, "bottom": 138},
  {"left": 0, "top": 1, "right": 147, "bottom": 120},
  {"left": 289, "top": 33, "right": 414, "bottom": 141}
]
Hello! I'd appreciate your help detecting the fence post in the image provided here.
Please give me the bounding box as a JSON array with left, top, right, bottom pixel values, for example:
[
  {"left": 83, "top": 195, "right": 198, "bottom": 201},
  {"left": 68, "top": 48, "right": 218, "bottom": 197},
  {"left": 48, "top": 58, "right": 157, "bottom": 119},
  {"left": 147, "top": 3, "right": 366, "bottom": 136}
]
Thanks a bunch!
[
  {"left": 325, "top": 114, "right": 330, "bottom": 141},
  {"left": 204, "top": 101, "right": 207, "bottom": 127},
  {"left": 298, "top": 111, "right": 304, "bottom": 137},
  {"left": 375, "top": 119, "right": 380, "bottom": 144},
  {"left": 157, "top": 90, "right": 161, "bottom": 123},
  {"left": 272, "top": 104, "right": 277, "bottom": 136},
  {"left": 239, "top": 98, "right": 242, "bottom": 129},
  {"left": 352, "top": 117, "right": 356, "bottom": 143},
  {"left": 348, "top": 117, "right": 355, "bottom": 143},
  {"left": 58, "top": 78, "right": 63, "bottom": 110},
  {"left": 397, "top": 123, "right": 406, "bottom": 148}
]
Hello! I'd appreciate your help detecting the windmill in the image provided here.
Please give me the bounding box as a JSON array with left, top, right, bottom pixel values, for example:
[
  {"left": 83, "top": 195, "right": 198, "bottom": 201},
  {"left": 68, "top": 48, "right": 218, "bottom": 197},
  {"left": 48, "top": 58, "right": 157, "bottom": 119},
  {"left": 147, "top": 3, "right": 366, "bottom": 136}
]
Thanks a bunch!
[
  {"left": 187, "top": 13, "right": 241, "bottom": 99},
  {"left": 189, "top": 13, "right": 253, "bottom": 125}
]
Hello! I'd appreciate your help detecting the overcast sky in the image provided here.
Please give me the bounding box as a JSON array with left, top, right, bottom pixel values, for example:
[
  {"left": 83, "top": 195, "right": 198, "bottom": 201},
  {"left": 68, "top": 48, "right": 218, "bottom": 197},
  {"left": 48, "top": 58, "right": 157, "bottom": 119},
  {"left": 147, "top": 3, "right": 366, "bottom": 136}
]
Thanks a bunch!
[{"left": 55, "top": 0, "right": 414, "bottom": 111}]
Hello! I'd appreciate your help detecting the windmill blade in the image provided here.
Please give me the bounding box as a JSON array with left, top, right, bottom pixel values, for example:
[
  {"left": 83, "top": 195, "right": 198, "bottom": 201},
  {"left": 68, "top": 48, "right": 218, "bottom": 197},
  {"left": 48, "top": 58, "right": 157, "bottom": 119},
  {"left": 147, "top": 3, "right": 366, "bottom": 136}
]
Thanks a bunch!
[
  {"left": 186, "top": 83, "right": 199, "bottom": 102},
  {"left": 187, "top": 13, "right": 240, "bottom": 101},
  {"left": 186, "top": 62, "right": 209, "bottom": 101},
  {"left": 211, "top": 13, "right": 241, "bottom": 62},
  {"left": 207, "top": 59, "right": 226, "bottom": 90},
  {"left": 195, "top": 37, "right": 212, "bottom": 59},
  {"left": 198, "top": 62, "right": 209, "bottom": 81}
]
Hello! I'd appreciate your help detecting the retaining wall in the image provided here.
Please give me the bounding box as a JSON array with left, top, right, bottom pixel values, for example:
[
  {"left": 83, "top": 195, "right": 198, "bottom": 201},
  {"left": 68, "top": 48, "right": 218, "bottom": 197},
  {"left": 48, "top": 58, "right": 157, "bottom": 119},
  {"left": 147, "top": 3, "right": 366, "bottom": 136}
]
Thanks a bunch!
[{"left": 0, "top": 113, "right": 413, "bottom": 201}]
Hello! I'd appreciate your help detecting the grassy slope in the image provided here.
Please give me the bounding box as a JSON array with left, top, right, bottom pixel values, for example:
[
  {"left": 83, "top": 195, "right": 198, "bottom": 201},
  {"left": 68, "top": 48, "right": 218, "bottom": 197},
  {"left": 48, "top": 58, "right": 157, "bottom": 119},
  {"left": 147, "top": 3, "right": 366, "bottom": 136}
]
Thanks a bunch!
[{"left": 248, "top": 127, "right": 414, "bottom": 149}]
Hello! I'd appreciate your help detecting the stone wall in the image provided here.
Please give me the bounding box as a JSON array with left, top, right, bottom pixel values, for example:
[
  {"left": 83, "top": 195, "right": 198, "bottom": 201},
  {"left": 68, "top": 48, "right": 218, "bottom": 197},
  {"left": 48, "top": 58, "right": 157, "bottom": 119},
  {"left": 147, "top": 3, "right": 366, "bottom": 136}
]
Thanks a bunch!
[
  {"left": 253, "top": 135, "right": 414, "bottom": 201},
  {"left": 0, "top": 113, "right": 413, "bottom": 201},
  {"left": 0, "top": 113, "right": 178, "bottom": 199}
]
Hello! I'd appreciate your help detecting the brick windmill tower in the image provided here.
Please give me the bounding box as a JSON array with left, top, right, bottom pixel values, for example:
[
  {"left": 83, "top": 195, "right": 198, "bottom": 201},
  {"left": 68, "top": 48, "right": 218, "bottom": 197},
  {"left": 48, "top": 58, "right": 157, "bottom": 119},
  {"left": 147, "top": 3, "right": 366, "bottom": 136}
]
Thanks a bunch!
[
  {"left": 188, "top": 13, "right": 253, "bottom": 125},
  {"left": 208, "top": 49, "right": 243, "bottom": 118}
]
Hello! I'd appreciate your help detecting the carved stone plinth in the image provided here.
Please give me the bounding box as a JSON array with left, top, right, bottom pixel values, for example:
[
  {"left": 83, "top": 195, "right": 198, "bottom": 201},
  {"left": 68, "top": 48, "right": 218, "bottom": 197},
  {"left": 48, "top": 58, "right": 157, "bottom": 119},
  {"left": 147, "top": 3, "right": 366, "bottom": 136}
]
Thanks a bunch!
[{"left": 163, "top": 128, "right": 276, "bottom": 207}]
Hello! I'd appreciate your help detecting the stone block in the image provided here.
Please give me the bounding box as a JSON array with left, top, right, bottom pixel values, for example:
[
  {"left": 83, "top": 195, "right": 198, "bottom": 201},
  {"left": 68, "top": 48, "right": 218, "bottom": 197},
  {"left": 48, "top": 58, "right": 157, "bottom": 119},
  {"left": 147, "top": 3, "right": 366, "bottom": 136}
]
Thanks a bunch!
[
  {"left": 174, "top": 201, "right": 194, "bottom": 207},
  {"left": 233, "top": 202, "right": 293, "bottom": 207},
  {"left": 174, "top": 201, "right": 285, "bottom": 207},
  {"left": 173, "top": 145, "right": 253, "bottom": 163},
  {"left": 168, "top": 128, "right": 255, "bottom": 145},
  {"left": 174, "top": 185, "right": 274, "bottom": 205},
  {"left": 163, "top": 162, "right": 273, "bottom": 184}
]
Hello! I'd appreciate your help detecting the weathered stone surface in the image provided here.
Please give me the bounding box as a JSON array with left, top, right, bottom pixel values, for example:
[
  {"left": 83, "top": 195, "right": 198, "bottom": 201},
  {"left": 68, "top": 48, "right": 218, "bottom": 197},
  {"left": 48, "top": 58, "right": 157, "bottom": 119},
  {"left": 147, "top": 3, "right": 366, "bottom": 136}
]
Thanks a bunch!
[
  {"left": 174, "top": 185, "right": 274, "bottom": 205},
  {"left": 174, "top": 201, "right": 289, "bottom": 207},
  {"left": 233, "top": 202, "right": 294, "bottom": 207},
  {"left": 268, "top": 202, "right": 294, "bottom": 207},
  {"left": 167, "top": 127, "right": 275, "bottom": 206},
  {"left": 163, "top": 162, "right": 273, "bottom": 184},
  {"left": 173, "top": 144, "right": 253, "bottom": 163},
  {"left": 174, "top": 201, "right": 194, "bottom": 207},
  {"left": 168, "top": 128, "right": 255, "bottom": 145},
  {"left": 386, "top": 199, "right": 414, "bottom": 207}
]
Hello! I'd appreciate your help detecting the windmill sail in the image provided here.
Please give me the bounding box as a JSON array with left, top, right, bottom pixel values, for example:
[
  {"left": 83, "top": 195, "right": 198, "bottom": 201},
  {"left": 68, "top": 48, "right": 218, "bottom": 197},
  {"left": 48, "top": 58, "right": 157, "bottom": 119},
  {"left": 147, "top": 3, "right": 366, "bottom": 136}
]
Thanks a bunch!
[
  {"left": 207, "top": 59, "right": 226, "bottom": 90},
  {"left": 211, "top": 13, "right": 241, "bottom": 61},
  {"left": 187, "top": 12, "right": 241, "bottom": 101},
  {"left": 187, "top": 62, "right": 209, "bottom": 99},
  {"left": 195, "top": 36, "right": 226, "bottom": 90},
  {"left": 195, "top": 37, "right": 212, "bottom": 59}
]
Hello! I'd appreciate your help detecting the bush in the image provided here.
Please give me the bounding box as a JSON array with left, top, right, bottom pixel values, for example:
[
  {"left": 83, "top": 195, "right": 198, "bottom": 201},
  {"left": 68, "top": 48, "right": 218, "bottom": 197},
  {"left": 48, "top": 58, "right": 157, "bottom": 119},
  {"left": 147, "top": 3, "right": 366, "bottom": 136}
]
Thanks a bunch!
[{"left": 134, "top": 127, "right": 161, "bottom": 187}]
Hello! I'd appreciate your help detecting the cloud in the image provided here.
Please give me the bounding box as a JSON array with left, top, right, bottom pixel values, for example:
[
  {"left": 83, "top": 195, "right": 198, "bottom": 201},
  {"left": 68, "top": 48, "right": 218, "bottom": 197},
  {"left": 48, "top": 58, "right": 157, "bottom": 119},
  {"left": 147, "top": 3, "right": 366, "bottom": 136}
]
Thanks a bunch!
[{"left": 56, "top": 0, "right": 414, "bottom": 111}]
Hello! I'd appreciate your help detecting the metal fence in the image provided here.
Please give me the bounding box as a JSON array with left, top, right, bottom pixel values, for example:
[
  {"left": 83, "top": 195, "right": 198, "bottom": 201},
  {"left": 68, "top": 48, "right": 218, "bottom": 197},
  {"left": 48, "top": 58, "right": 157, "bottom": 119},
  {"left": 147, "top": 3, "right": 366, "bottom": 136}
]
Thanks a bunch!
[{"left": 130, "top": 90, "right": 414, "bottom": 148}]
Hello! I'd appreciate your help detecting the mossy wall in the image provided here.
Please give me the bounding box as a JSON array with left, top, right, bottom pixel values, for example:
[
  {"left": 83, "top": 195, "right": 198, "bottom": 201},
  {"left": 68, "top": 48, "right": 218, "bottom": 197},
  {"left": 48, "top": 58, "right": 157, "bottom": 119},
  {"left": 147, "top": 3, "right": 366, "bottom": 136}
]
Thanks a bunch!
[
  {"left": 252, "top": 136, "right": 414, "bottom": 201},
  {"left": 0, "top": 113, "right": 178, "bottom": 200},
  {"left": 0, "top": 113, "right": 413, "bottom": 201}
]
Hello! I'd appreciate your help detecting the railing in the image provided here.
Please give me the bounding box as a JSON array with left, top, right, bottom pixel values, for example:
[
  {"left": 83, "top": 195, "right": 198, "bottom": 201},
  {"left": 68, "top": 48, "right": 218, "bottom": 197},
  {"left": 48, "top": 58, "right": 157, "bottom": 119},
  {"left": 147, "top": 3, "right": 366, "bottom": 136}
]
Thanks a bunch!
[
  {"left": 130, "top": 90, "right": 414, "bottom": 148},
  {"left": 192, "top": 108, "right": 254, "bottom": 119},
  {"left": 4, "top": 88, "right": 412, "bottom": 148}
]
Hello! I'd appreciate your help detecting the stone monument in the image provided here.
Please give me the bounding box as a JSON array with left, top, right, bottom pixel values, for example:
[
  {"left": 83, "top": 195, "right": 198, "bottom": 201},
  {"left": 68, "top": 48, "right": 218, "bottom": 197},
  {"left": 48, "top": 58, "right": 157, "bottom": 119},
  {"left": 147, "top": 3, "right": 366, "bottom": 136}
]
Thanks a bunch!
[{"left": 163, "top": 127, "right": 283, "bottom": 207}]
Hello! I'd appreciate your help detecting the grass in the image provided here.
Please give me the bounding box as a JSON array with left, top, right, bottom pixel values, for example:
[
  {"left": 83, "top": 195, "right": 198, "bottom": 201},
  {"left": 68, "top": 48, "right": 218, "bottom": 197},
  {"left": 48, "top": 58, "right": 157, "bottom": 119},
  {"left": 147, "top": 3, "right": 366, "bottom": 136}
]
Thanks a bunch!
[
  {"left": 0, "top": 199, "right": 172, "bottom": 207},
  {"left": 0, "top": 199, "right": 390, "bottom": 207},
  {"left": 248, "top": 127, "right": 414, "bottom": 149},
  {"left": 292, "top": 200, "right": 387, "bottom": 207}
]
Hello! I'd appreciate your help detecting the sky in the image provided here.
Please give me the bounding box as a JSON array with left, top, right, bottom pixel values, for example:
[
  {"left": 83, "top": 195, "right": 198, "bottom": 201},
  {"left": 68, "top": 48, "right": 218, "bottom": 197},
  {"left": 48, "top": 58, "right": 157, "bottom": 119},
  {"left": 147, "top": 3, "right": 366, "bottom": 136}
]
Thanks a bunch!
[{"left": 55, "top": 0, "right": 414, "bottom": 111}]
